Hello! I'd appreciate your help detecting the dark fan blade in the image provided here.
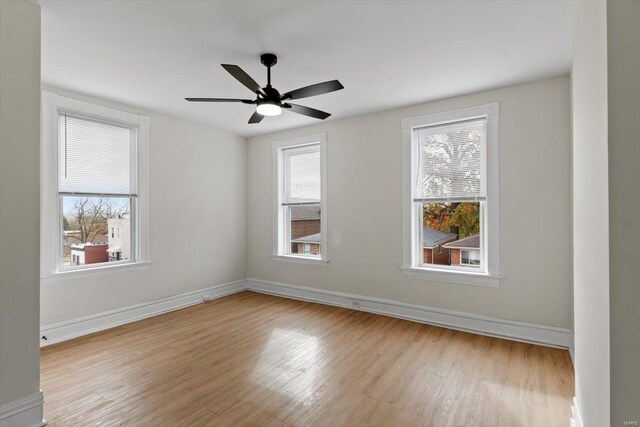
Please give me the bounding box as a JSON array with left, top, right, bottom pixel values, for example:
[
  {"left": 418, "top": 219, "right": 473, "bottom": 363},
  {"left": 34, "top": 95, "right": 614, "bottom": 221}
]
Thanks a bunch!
[
  {"left": 185, "top": 98, "right": 254, "bottom": 103},
  {"left": 248, "top": 111, "right": 264, "bottom": 124},
  {"left": 285, "top": 103, "right": 331, "bottom": 120},
  {"left": 222, "top": 64, "right": 265, "bottom": 95},
  {"left": 281, "top": 80, "right": 344, "bottom": 100}
]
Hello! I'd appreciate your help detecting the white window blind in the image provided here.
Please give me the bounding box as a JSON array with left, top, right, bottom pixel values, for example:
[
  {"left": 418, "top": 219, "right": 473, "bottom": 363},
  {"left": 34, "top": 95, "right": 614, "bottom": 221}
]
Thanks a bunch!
[
  {"left": 282, "top": 144, "right": 320, "bottom": 205},
  {"left": 415, "top": 118, "right": 486, "bottom": 202},
  {"left": 58, "top": 113, "right": 136, "bottom": 195}
]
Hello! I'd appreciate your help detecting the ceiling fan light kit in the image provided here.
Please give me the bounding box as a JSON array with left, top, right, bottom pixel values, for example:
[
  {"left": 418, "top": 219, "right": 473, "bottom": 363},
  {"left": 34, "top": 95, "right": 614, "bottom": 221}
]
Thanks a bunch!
[
  {"left": 256, "top": 102, "right": 282, "bottom": 116},
  {"left": 256, "top": 100, "right": 282, "bottom": 116},
  {"left": 186, "top": 53, "right": 344, "bottom": 124}
]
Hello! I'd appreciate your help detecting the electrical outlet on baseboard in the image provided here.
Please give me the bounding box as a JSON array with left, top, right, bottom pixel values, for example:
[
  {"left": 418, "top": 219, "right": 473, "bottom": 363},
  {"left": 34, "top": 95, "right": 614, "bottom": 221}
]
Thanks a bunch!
[{"left": 351, "top": 301, "right": 361, "bottom": 309}]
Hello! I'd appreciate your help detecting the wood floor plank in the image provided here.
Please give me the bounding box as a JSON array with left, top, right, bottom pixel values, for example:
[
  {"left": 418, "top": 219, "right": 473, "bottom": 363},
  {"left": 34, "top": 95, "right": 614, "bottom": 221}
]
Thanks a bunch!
[{"left": 41, "top": 291, "right": 574, "bottom": 426}]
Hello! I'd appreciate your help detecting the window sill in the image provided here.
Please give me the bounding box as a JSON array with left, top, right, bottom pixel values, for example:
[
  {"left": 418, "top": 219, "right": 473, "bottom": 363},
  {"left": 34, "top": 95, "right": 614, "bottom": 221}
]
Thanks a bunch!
[
  {"left": 41, "top": 261, "right": 151, "bottom": 287},
  {"left": 271, "top": 255, "right": 328, "bottom": 266},
  {"left": 400, "top": 266, "right": 501, "bottom": 288}
]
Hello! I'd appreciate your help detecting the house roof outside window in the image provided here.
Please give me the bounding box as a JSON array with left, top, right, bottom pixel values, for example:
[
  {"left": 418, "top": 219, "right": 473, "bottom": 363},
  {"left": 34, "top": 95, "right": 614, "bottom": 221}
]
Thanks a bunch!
[
  {"left": 443, "top": 233, "right": 480, "bottom": 250},
  {"left": 423, "top": 228, "right": 457, "bottom": 249},
  {"left": 69, "top": 242, "right": 108, "bottom": 251},
  {"left": 64, "top": 233, "right": 109, "bottom": 246},
  {"left": 291, "top": 233, "right": 321, "bottom": 244}
]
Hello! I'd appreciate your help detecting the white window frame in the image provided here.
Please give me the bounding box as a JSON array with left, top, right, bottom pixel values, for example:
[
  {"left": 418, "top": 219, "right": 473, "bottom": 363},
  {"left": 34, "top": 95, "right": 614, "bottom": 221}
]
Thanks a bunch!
[
  {"left": 40, "top": 91, "right": 150, "bottom": 285},
  {"left": 401, "top": 103, "right": 500, "bottom": 287},
  {"left": 272, "top": 133, "right": 328, "bottom": 265}
]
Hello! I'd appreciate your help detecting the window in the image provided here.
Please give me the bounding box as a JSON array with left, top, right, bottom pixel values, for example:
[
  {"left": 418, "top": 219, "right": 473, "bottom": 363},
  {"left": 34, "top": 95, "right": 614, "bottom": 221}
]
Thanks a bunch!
[
  {"left": 401, "top": 103, "right": 500, "bottom": 287},
  {"left": 461, "top": 250, "right": 480, "bottom": 266},
  {"left": 41, "top": 92, "right": 150, "bottom": 284},
  {"left": 272, "top": 133, "right": 327, "bottom": 264}
]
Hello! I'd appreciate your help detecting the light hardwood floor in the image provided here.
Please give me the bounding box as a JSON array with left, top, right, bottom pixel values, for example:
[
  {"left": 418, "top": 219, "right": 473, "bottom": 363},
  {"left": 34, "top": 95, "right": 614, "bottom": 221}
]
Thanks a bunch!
[{"left": 41, "top": 291, "right": 574, "bottom": 426}]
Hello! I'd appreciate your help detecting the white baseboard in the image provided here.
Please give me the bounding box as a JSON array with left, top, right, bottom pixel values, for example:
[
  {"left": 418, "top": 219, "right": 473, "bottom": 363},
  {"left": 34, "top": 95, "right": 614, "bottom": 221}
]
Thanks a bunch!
[
  {"left": 571, "top": 397, "right": 583, "bottom": 427},
  {"left": 40, "top": 276, "right": 573, "bottom": 353},
  {"left": 246, "top": 278, "right": 573, "bottom": 350},
  {"left": 0, "top": 392, "right": 45, "bottom": 427},
  {"left": 569, "top": 345, "right": 576, "bottom": 368},
  {"left": 40, "top": 279, "right": 246, "bottom": 346}
]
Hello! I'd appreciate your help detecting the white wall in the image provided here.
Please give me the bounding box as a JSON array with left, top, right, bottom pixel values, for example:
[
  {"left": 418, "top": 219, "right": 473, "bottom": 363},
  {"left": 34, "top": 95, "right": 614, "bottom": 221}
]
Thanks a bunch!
[
  {"left": 0, "top": 0, "right": 42, "bottom": 418},
  {"left": 607, "top": 0, "right": 640, "bottom": 424},
  {"left": 247, "top": 76, "right": 572, "bottom": 329},
  {"left": 571, "top": 2, "right": 610, "bottom": 425},
  {"left": 40, "top": 89, "right": 247, "bottom": 325}
]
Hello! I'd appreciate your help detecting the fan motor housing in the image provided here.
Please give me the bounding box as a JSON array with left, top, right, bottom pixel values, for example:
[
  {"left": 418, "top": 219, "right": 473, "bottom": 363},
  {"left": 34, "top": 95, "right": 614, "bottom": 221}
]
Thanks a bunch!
[
  {"left": 260, "top": 53, "right": 277, "bottom": 68},
  {"left": 261, "top": 86, "right": 281, "bottom": 103}
]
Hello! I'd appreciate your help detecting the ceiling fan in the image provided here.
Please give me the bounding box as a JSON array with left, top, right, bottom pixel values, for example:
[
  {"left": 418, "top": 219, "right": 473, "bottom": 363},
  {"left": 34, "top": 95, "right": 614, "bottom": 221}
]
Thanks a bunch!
[{"left": 185, "top": 53, "right": 344, "bottom": 124}]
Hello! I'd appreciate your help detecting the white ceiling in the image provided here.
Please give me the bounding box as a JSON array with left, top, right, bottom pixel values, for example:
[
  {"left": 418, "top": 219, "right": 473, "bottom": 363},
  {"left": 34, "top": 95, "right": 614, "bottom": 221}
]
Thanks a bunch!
[{"left": 41, "top": 0, "right": 574, "bottom": 137}]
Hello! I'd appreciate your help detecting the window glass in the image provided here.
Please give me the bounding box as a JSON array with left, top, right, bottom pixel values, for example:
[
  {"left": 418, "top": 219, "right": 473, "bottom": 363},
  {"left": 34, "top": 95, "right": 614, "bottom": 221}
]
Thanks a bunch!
[
  {"left": 420, "top": 202, "right": 481, "bottom": 268},
  {"left": 414, "top": 119, "right": 487, "bottom": 272},
  {"left": 57, "top": 112, "right": 137, "bottom": 270},
  {"left": 278, "top": 142, "right": 323, "bottom": 259},
  {"left": 62, "top": 196, "right": 131, "bottom": 267},
  {"left": 286, "top": 205, "right": 321, "bottom": 258}
]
